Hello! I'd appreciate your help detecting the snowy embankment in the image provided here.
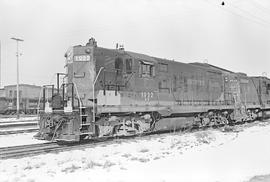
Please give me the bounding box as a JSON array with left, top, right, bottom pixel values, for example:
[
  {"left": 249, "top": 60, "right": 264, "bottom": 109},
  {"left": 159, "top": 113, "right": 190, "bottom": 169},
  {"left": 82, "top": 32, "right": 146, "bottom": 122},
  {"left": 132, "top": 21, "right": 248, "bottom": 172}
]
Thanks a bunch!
[{"left": 1, "top": 121, "right": 270, "bottom": 182}]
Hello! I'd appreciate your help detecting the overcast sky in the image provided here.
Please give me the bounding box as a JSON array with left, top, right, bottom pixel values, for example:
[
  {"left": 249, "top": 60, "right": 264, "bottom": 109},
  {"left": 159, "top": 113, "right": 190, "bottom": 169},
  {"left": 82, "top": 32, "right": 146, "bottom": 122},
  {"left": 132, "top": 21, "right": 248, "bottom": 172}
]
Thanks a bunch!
[{"left": 1, "top": 0, "right": 270, "bottom": 86}]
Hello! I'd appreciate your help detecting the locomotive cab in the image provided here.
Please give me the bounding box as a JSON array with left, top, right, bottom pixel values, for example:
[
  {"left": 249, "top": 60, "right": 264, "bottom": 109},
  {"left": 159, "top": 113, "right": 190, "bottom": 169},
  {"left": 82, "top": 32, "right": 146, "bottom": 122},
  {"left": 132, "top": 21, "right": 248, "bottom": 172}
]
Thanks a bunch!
[
  {"left": 36, "top": 38, "right": 98, "bottom": 142},
  {"left": 36, "top": 37, "right": 155, "bottom": 142}
]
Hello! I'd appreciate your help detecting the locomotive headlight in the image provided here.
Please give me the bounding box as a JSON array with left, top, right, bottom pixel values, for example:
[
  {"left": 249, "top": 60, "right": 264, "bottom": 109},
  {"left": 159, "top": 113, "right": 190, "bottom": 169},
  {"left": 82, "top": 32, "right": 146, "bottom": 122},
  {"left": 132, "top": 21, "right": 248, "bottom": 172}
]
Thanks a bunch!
[
  {"left": 85, "top": 48, "right": 91, "bottom": 54},
  {"left": 74, "top": 55, "right": 91, "bottom": 62}
]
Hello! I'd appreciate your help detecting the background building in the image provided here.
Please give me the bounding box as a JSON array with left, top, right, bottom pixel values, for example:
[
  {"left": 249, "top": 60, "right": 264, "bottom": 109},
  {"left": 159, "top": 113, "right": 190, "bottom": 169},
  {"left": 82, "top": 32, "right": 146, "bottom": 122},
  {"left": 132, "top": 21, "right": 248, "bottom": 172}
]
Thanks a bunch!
[{"left": 4, "top": 84, "right": 42, "bottom": 113}]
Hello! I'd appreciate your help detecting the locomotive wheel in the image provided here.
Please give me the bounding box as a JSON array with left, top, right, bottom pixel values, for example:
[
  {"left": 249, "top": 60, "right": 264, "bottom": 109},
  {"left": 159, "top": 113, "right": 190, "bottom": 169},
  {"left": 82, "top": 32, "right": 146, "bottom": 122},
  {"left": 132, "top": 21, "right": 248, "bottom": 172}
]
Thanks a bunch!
[
  {"left": 97, "top": 115, "right": 152, "bottom": 137},
  {"left": 202, "top": 118, "right": 210, "bottom": 126}
]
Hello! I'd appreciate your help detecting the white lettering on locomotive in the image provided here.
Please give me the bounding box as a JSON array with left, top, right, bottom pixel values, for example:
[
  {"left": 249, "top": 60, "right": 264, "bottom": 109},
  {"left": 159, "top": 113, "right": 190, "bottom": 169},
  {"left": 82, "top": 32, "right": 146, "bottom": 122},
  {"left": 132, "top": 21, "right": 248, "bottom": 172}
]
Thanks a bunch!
[{"left": 141, "top": 92, "right": 154, "bottom": 102}]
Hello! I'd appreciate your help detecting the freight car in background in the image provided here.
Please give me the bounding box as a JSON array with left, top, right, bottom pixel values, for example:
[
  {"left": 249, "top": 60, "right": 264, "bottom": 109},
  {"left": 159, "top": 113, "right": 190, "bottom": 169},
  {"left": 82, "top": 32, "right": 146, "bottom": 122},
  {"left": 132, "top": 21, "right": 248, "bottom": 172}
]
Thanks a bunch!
[
  {"left": 0, "top": 84, "right": 44, "bottom": 115},
  {"left": 36, "top": 38, "right": 270, "bottom": 142}
]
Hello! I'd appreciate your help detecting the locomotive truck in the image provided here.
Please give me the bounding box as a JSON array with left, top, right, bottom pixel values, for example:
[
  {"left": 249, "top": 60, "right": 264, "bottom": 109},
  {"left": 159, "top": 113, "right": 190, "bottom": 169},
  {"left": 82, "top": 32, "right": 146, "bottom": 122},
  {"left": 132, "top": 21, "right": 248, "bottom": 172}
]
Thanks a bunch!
[{"left": 35, "top": 38, "right": 270, "bottom": 142}]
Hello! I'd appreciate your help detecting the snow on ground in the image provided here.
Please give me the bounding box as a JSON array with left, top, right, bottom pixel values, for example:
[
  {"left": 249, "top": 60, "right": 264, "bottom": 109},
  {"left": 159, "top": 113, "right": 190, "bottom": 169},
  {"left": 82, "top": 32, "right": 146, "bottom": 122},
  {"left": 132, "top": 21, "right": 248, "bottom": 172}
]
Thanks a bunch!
[
  {"left": 1, "top": 121, "right": 270, "bottom": 182},
  {"left": 0, "top": 132, "right": 48, "bottom": 148}
]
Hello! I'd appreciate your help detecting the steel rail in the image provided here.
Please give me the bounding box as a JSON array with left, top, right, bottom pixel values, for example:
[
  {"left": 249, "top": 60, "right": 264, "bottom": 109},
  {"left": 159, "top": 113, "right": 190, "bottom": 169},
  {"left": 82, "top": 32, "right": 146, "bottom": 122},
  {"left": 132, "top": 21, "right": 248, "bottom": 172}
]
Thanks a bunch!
[
  {"left": 0, "top": 119, "right": 268, "bottom": 160},
  {"left": 0, "top": 142, "right": 60, "bottom": 159},
  {"left": 0, "top": 119, "right": 38, "bottom": 125},
  {"left": 0, "top": 128, "right": 38, "bottom": 135}
]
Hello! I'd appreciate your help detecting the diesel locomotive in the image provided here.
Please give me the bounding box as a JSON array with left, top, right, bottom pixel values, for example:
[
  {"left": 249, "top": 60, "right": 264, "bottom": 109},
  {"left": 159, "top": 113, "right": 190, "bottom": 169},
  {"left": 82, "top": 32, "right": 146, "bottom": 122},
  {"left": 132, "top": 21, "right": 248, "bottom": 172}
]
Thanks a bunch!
[{"left": 35, "top": 38, "right": 270, "bottom": 142}]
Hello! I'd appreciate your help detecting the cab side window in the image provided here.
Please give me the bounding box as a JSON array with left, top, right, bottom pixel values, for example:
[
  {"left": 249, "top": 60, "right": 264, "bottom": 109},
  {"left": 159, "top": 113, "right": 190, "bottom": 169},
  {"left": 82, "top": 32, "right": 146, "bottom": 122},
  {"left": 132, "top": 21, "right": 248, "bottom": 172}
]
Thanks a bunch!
[
  {"left": 115, "top": 57, "right": 123, "bottom": 74},
  {"left": 139, "top": 61, "right": 155, "bottom": 78},
  {"left": 159, "top": 63, "right": 168, "bottom": 72},
  {"left": 126, "top": 58, "right": 132, "bottom": 74},
  {"left": 267, "top": 83, "right": 270, "bottom": 94}
]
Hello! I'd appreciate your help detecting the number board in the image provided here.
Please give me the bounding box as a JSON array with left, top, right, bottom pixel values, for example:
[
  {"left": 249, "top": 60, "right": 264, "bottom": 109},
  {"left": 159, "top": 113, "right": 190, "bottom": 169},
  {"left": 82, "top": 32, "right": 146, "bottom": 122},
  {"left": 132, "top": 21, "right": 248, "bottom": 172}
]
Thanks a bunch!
[{"left": 74, "top": 55, "right": 91, "bottom": 62}]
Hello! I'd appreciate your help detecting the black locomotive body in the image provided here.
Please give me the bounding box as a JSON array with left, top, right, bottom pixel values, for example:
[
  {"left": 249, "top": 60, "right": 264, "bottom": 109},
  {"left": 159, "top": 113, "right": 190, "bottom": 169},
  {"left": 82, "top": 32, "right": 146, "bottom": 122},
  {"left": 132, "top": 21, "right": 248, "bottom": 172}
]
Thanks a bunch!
[{"left": 36, "top": 38, "right": 270, "bottom": 142}]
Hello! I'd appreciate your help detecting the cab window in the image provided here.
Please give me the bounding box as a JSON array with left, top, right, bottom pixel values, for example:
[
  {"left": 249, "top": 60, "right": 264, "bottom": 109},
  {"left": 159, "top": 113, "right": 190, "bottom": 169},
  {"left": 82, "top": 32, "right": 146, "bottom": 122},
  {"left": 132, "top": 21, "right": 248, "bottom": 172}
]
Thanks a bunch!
[
  {"left": 115, "top": 57, "right": 123, "bottom": 74},
  {"left": 159, "top": 63, "right": 168, "bottom": 72},
  {"left": 126, "top": 58, "right": 132, "bottom": 74},
  {"left": 267, "top": 83, "right": 270, "bottom": 94},
  {"left": 139, "top": 61, "right": 155, "bottom": 78}
]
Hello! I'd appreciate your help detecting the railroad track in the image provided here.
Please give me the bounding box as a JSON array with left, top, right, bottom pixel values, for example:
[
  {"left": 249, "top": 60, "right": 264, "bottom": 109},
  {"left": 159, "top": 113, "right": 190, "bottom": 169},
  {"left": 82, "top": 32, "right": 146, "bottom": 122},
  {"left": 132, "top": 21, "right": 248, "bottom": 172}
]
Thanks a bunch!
[
  {"left": 0, "top": 138, "right": 112, "bottom": 160},
  {"left": 0, "top": 119, "right": 38, "bottom": 135},
  {"left": 0, "top": 142, "right": 60, "bottom": 159},
  {"left": 0, "top": 120, "right": 38, "bottom": 127},
  {"left": 0, "top": 128, "right": 39, "bottom": 135},
  {"left": 0, "top": 120, "right": 268, "bottom": 160},
  {"left": 0, "top": 115, "right": 37, "bottom": 119},
  {"left": 0, "top": 127, "right": 235, "bottom": 160}
]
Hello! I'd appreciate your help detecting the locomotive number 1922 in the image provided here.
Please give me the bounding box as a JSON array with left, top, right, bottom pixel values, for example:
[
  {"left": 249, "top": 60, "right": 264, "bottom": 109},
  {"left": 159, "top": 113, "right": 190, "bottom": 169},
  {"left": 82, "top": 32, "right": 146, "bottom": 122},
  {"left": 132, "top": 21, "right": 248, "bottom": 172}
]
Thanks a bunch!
[{"left": 141, "top": 92, "right": 154, "bottom": 102}]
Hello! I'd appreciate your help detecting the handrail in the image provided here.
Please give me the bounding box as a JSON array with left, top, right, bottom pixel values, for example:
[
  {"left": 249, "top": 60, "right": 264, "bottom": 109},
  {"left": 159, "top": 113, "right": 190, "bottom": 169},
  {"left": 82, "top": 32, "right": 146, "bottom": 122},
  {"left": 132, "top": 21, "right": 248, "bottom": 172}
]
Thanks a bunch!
[
  {"left": 37, "top": 86, "right": 44, "bottom": 116},
  {"left": 73, "top": 82, "right": 83, "bottom": 108},
  {"left": 92, "top": 67, "right": 104, "bottom": 123},
  {"left": 73, "top": 82, "right": 83, "bottom": 129}
]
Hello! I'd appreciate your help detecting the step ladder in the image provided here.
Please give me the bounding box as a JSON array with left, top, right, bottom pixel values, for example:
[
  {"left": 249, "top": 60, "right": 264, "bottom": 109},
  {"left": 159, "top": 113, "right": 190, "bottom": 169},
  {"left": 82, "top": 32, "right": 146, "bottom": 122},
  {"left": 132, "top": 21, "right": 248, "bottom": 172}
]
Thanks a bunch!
[
  {"left": 73, "top": 83, "right": 94, "bottom": 135},
  {"left": 79, "top": 106, "right": 93, "bottom": 135}
]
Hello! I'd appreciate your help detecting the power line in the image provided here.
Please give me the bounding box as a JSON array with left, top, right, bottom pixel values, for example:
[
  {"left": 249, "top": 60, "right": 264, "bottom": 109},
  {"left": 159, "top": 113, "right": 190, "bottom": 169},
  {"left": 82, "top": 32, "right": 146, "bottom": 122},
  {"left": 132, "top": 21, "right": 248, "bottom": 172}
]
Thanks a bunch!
[
  {"left": 224, "top": 0, "right": 270, "bottom": 26},
  {"left": 229, "top": 0, "right": 270, "bottom": 25},
  {"left": 235, "top": 0, "right": 270, "bottom": 23},
  {"left": 203, "top": 0, "right": 270, "bottom": 29},
  {"left": 249, "top": 0, "right": 270, "bottom": 16},
  {"left": 229, "top": 1, "right": 270, "bottom": 26},
  {"left": 0, "top": 41, "right": 1, "bottom": 88}
]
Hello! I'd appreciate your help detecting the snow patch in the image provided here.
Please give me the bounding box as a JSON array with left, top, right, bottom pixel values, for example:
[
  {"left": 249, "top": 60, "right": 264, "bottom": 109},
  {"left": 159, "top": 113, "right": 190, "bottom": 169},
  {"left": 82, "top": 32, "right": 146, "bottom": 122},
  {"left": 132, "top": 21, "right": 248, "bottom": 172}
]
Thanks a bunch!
[
  {"left": 0, "top": 121, "right": 270, "bottom": 182},
  {"left": 0, "top": 132, "right": 47, "bottom": 148}
]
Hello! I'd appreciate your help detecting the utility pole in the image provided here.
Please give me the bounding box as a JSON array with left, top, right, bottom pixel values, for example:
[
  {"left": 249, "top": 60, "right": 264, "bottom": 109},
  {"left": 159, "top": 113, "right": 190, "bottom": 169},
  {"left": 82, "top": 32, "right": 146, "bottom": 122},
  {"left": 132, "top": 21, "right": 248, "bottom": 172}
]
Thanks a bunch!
[
  {"left": 0, "top": 41, "right": 1, "bottom": 88},
  {"left": 11, "top": 37, "right": 23, "bottom": 119}
]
